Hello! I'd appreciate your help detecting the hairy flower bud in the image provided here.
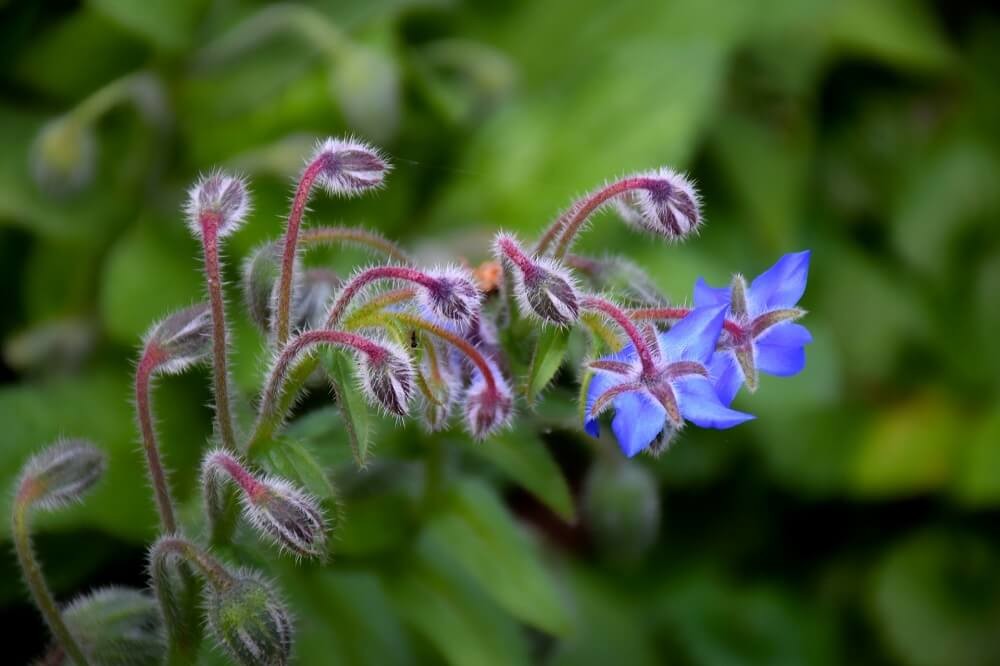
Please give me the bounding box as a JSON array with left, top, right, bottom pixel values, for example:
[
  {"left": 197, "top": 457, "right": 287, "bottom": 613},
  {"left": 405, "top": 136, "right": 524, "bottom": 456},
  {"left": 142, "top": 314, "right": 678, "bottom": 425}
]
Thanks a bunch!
[
  {"left": 420, "top": 266, "right": 482, "bottom": 329},
  {"left": 359, "top": 341, "right": 416, "bottom": 417},
  {"left": 30, "top": 116, "right": 97, "bottom": 196},
  {"left": 309, "top": 137, "right": 390, "bottom": 196},
  {"left": 206, "top": 571, "right": 293, "bottom": 666},
  {"left": 143, "top": 303, "right": 212, "bottom": 375},
  {"left": 463, "top": 361, "right": 514, "bottom": 440},
  {"left": 495, "top": 233, "right": 580, "bottom": 325},
  {"left": 242, "top": 241, "right": 283, "bottom": 334},
  {"left": 203, "top": 450, "right": 327, "bottom": 559},
  {"left": 295, "top": 269, "right": 340, "bottom": 331},
  {"left": 61, "top": 587, "right": 163, "bottom": 666},
  {"left": 613, "top": 167, "right": 701, "bottom": 241},
  {"left": 416, "top": 342, "right": 461, "bottom": 432},
  {"left": 17, "top": 439, "right": 105, "bottom": 510},
  {"left": 185, "top": 171, "right": 251, "bottom": 239}
]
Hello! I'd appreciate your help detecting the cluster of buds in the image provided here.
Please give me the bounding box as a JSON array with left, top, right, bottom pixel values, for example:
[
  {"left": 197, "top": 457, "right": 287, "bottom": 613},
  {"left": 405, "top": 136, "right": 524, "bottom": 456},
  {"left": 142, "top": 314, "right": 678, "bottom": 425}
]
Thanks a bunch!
[{"left": 10, "top": 133, "right": 812, "bottom": 663}]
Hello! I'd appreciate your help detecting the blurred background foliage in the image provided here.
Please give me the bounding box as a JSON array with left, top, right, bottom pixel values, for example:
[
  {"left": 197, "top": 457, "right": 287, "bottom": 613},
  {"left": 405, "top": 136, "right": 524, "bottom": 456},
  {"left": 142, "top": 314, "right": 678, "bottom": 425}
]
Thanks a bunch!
[{"left": 1, "top": 0, "right": 999, "bottom": 664}]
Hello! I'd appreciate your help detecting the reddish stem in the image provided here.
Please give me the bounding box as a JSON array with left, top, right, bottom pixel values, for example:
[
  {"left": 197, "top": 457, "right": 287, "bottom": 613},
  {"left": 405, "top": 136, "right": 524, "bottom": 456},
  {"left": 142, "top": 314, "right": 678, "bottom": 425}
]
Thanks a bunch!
[
  {"left": 258, "top": 329, "right": 389, "bottom": 428},
  {"left": 537, "top": 177, "right": 663, "bottom": 258},
  {"left": 393, "top": 312, "right": 498, "bottom": 394},
  {"left": 630, "top": 306, "right": 744, "bottom": 337},
  {"left": 300, "top": 226, "right": 412, "bottom": 264},
  {"left": 200, "top": 214, "right": 238, "bottom": 451},
  {"left": 275, "top": 158, "right": 325, "bottom": 345},
  {"left": 324, "top": 265, "right": 440, "bottom": 329},
  {"left": 496, "top": 236, "right": 537, "bottom": 278},
  {"left": 581, "top": 295, "right": 657, "bottom": 376},
  {"left": 206, "top": 451, "right": 265, "bottom": 501},
  {"left": 136, "top": 344, "right": 177, "bottom": 533}
]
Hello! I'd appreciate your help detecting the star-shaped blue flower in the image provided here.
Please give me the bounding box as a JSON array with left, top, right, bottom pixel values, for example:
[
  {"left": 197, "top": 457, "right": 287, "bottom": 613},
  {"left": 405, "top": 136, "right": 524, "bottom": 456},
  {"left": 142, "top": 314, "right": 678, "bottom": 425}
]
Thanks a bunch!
[
  {"left": 694, "top": 251, "right": 812, "bottom": 405},
  {"left": 583, "top": 304, "right": 754, "bottom": 457}
]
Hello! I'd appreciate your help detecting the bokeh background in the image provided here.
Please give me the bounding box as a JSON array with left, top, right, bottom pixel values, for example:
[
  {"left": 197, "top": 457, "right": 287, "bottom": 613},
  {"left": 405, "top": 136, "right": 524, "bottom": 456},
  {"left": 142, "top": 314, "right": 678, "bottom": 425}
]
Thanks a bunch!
[{"left": 2, "top": 0, "right": 1000, "bottom": 664}]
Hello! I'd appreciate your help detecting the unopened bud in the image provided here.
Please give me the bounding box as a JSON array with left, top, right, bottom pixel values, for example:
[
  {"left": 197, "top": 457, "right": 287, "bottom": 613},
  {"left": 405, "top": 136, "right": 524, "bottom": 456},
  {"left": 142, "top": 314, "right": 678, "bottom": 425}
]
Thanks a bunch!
[
  {"left": 17, "top": 439, "right": 105, "bottom": 510},
  {"left": 360, "top": 341, "right": 416, "bottom": 417},
  {"left": 417, "top": 344, "right": 460, "bottom": 432},
  {"left": 242, "top": 241, "right": 283, "bottom": 334},
  {"left": 613, "top": 168, "right": 701, "bottom": 241},
  {"left": 143, "top": 303, "right": 212, "bottom": 375},
  {"left": 203, "top": 451, "right": 327, "bottom": 559},
  {"left": 309, "top": 137, "right": 390, "bottom": 197},
  {"left": 295, "top": 269, "right": 340, "bottom": 331},
  {"left": 62, "top": 587, "right": 163, "bottom": 666},
  {"left": 420, "top": 266, "right": 482, "bottom": 329},
  {"left": 463, "top": 362, "right": 514, "bottom": 440},
  {"left": 495, "top": 232, "right": 580, "bottom": 325},
  {"left": 206, "top": 571, "right": 293, "bottom": 666},
  {"left": 30, "top": 116, "right": 97, "bottom": 196},
  {"left": 185, "top": 171, "right": 251, "bottom": 239}
]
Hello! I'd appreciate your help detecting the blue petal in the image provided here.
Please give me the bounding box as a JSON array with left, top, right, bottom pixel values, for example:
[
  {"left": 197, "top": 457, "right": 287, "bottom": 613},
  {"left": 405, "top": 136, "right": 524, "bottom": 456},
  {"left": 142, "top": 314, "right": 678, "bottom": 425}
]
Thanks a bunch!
[
  {"left": 610, "top": 390, "right": 666, "bottom": 457},
  {"left": 674, "top": 376, "right": 754, "bottom": 429},
  {"left": 748, "top": 251, "right": 810, "bottom": 314},
  {"left": 693, "top": 277, "right": 731, "bottom": 308},
  {"left": 583, "top": 369, "right": 621, "bottom": 437},
  {"left": 756, "top": 322, "right": 810, "bottom": 377},
  {"left": 658, "top": 304, "right": 727, "bottom": 364},
  {"left": 756, "top": 343, "right": 806, "bottom": 376},
  {"left": 757, "top": 321, "right": 812, "bottom": 347},
  {"left": 708, "top": 351, "right": 743, "bottom": 406}
]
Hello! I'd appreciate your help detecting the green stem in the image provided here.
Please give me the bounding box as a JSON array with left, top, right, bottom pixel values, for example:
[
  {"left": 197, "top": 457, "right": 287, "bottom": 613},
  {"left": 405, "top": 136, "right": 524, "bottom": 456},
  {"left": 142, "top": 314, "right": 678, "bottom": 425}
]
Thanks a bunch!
[{"left": 13, "top": 501, "right": 90, "bottom": 666}]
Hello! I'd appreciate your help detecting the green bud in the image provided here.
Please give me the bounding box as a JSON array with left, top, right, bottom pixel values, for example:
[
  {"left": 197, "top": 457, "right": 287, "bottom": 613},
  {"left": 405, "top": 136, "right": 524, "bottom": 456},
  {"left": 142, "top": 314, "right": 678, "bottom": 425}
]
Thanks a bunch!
[
  {"left": 17, "top": 439, "right": 105, "bottom": 511},
  {"left": 60, "top": 587, "right": 163, "bottom": 666},
  {"left": 206, "top": 572, "right": 293, "bottom": 666}
]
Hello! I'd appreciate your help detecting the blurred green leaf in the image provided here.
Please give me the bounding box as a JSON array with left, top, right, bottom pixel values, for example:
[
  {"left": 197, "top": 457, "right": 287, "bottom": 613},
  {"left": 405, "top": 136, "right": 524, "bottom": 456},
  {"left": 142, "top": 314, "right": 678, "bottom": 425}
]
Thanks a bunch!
[
  {"left": 423, "top": 478, "right": 571, "bottom": 635},
  {"left": 872, "top": 530, "right": 1000, "bottom": 666},
  {"left": 828, "top": 0, "right": 955, "bottom": 72},
  {"left": 99, "top": 218, "right": 202, "bottom": 344},
  {"left": 386, "top": 534, "right": 531, "bottom": 666},
  {"left": 89, "top": 0, "right": 206, "bottom": 51},
  {"left": 952, "top": 403, "right": 1000, "bottom": 506},
  {"left": 851, "top": 393, "right": 965, "bottom": 497},
  {"left": 467, "top": 428, "right": 575, "bottom": 522}
]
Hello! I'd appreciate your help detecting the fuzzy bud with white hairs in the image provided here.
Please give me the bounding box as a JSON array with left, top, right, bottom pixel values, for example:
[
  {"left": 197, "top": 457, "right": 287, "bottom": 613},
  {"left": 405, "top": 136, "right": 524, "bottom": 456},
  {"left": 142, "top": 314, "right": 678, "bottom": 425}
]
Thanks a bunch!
[
  {"left": 612, "top": 167, "right": 701, "bottom": 241},
  {"left": 309, "top": 137, "right": 391, "bottom": 197},
  {"left": 185, "top": 171, "right": 251, "bottom": 239}
]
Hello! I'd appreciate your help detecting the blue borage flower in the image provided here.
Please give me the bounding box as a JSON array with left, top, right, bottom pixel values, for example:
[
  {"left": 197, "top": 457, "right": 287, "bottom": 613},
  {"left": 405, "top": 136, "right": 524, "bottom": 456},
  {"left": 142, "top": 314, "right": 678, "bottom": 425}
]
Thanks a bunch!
[
  {"left": 584, "top": 305, "right": 754, "bottom": 457},
  {"left": 694, "top": 251, "right": 812, "bottom": 405}
]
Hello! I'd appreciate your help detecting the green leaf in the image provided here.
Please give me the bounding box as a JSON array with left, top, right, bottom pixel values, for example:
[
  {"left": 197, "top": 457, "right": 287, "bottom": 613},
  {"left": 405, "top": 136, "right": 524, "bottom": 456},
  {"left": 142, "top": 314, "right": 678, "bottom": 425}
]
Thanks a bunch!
[
  {"left": 88, "top": 0, "right": 207, "bottom": 51},
  {"left": 953, "top": 403, "right": 1000, "bottom": 506},
  {"left": 262, "top": 438, "right": 336, "bottom": 501},
  {"left": 422, "top": 478, "right": 571, "bottom": 635},
  {"left": 468, "top": 429, "right": 575, "bottom": 522},
  {"left": 281, "top": 568, "right": 415, "bottom": 666},
  {"left": 386, "top": 535, "right": 531, "bottom": 666},
  {"left": 320, "top": 349, "right": 374, "bottom": 467},
  {"left": 524, "top": 325, "right": 570, "bottom": 404}
]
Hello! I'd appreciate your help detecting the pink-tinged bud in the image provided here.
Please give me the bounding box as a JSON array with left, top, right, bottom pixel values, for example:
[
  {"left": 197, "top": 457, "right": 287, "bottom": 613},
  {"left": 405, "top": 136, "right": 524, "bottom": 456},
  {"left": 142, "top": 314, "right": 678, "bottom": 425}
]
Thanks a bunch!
[
  {"left": 359, "top": 341, "right": 416, "bottom": 417},
  {"left": 420, "top": 266, "right": 482, "bottom": 329},
  {"left": 612, "top": 168, "right": 701, "bottom": 241},
  {"left": 206, "top": 569, "right": 293, "bottom": 666},
  {"left": 463, "top": 361, "right": 514, "bottom": 440},
  {"left": 185, "top": 171, "right": 251, "bottom": 239},
  {"left": 494, "top": 232, "right": 580, "bottom": 325},
  {"left": 203, "top": 450, "right": 327, "bottom": 560},
  {"left": 309, "top": 137, "right": 391, "bottom": 197},
  {"left": 16, "top": 439, "right": 105, "bottom": 510},
  {"left": 143, "top": 303, "right": 213, "bottom": 375}
]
